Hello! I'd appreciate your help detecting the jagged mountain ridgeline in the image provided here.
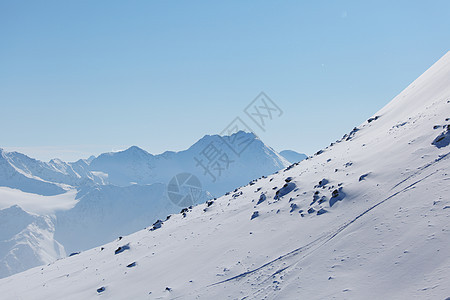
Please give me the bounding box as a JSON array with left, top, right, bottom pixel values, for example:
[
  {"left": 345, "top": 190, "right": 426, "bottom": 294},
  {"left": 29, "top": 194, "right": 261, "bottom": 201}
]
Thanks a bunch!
[{"left": 0, "top": 132, "right": 304, "bottom": 278}]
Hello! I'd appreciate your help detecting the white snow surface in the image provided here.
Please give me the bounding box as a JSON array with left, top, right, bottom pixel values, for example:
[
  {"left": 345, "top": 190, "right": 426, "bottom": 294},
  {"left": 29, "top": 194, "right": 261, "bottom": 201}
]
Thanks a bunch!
[
  {"left": 0, "top": 52, "right": 449, "bottom": 299},
  {"left": 0, "top": 130, "right": 292, "bottom": 277},
  {"left": 0, "top": 206, "right": 65, "bottom": 279}
]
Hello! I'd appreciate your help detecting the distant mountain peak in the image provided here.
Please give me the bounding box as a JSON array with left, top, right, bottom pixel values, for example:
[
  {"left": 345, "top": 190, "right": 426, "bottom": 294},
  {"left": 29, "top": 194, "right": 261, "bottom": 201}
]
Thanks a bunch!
[
  {"left": 125, "top": 145, "right": 146, "bottom": 152},
  {"left": 115, "top": 146, "right": 152, "bottom": 157},
  {"left": 221, "top": 130, "right": 258, "bottom": 141},
  {"left": 49, "top": 158, "right": 64, "bottom": 164}
]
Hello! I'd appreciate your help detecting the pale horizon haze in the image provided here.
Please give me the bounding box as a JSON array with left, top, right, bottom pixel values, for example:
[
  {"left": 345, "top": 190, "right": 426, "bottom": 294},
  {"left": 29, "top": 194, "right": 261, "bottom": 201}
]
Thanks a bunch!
[{"left": 1, "top": 1, "right": 449, "bottom": 161}]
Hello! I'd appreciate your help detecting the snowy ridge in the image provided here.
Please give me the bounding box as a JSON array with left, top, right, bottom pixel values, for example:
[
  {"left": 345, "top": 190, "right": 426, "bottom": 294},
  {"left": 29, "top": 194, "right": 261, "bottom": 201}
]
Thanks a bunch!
[
  {"left": 0, "top": 52, "right": 448, "bottom": 299},
  {"left": 0, "top": 132, "right": 294, "bottom": 277},
  {"left": 88, "top": 131, "right": 290, "bottom": 197}
]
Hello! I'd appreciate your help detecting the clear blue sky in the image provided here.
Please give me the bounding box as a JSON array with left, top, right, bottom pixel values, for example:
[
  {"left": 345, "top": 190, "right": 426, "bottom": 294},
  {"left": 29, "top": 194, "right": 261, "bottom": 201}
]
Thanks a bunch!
[{"left": 1, "top": 0, "right": 449, "bottom": 161}]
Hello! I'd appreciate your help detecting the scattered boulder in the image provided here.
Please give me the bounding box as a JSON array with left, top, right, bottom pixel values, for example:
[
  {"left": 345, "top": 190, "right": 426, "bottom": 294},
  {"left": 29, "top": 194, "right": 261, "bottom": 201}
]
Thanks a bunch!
[
  {"left": 359, "top": 173, "right": 370, "bottom": 181},
  {"left": 232, "top": 191, "right": 243, "bottom": 198},
  {"left": 311, "top": 192, "right": 320, "bottom": 205},
  {"left": 285, "top": 163, "right": 296, "bottom": 171},
  {"left": 317, "top": 208, "right": 328, "bottom": 215},
  {"left": 251, "top": 211, "right": 259, "bottom": 220},
  {"left": 346, "top": 127, "right": 360, "bottom": 141},
  {"left": 432, "top": 127, "right": 450, "bottom": 148},
  {"left": 329, "top": 188, "right": 346, "bottom": 207},
  {"left": 367, "top": 116, "right": 380, "bottom": 123},
  {"left": 318, "top": 196, "right": 327, "bottom": 204},
  {"left": 257, "top": 193, "right": 266, "bottom": 205},
  {"left": 97, "top": 287, "right": 106, "bottom": 293},
  {"left": 332, "top": 189, "right": 339, "bottom": 198},
  {"left": 150, "top": 220, "right": 163, "bottom": 231},
  {"left": 114, "top": 244, "right": 130, "bottom": 255},
  {"left": 290, "top": 203, "right": 298, "bottom": 213},
  {"left": 274, "top": 182, "right": 296, "bottom": 200},
  {"left": 315, "top": 179, "right": 328, "bottom": 188},
  {"left": 126, "top": 262, "right": 137, "bottom": 268}
]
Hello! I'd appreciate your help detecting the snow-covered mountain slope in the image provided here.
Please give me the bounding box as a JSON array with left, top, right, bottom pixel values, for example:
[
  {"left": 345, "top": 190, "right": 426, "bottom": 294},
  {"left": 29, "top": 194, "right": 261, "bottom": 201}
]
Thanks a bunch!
[
  {"left": 51, "top": 132, "right": 289, "bottom": 254},
  {"left": 0, "top": 205, "right": 65, "bottom": 279},
  {"left": 54, "top": 183, "right": 210, "bottom": 254},
  {"left": 279, "top": 149, "right": 307, "bottom": 164},
  {"left": 0, "top": 149, "right": 107, "bottom": 191},
  {"left": 0, "top": 132, "right": 292, "bottom": 278},
  {"left": 0, "top": 150, "right": 67, "bottom": 196},
  {"left": 1, "top": 52, "right": 448, "bottom": 299}
]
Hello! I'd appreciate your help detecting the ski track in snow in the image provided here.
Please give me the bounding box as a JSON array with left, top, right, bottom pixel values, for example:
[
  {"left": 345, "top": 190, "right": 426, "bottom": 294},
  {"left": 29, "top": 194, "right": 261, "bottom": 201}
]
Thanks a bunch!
[{"left": 206, "top": 156, "right": 443, "bottom": 293}]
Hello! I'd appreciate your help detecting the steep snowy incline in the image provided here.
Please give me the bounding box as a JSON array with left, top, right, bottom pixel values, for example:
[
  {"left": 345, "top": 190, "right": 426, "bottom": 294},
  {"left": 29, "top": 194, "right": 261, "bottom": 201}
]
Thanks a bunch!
[{"left": 0, "top": 52, "right": 449, "bottom": 299}]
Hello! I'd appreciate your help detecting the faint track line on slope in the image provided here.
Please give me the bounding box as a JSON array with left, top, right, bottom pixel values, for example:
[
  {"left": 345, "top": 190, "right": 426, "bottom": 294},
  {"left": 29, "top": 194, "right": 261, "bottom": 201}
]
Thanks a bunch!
[
  {"left": 208, "top": 169, "right": 439, "bottom": 289},
  {"left": 391, "top": 151, "right": 450, "bottom": 191},
  {"left": 248, "top": 170, "right": 441, "bottom": 299}
]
